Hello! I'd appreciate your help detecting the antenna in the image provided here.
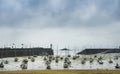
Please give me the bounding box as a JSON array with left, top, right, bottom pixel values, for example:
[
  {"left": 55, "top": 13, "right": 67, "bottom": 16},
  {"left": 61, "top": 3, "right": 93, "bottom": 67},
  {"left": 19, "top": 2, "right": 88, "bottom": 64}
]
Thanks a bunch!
[{"left": 57, "top": 45, "right": 58, "bottom": 56}]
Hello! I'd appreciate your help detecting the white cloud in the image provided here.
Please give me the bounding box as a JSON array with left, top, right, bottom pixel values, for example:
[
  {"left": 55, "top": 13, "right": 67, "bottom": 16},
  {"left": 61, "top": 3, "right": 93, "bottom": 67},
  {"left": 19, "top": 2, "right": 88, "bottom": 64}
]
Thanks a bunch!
[
  {"left": 0, "top": 0, "right": 120, "bottom": 51},
  {"left": 0, "top": 24, "right": 120, "bottom": 49},
  {"left": 49, "top": 0, "right": 67, "bottom": 12},
  {"left": 50, "top": 0, "right": 62, "bottom": 9},
  {"left": 74, "top": 4, "right": 97, "bottom": 21}
]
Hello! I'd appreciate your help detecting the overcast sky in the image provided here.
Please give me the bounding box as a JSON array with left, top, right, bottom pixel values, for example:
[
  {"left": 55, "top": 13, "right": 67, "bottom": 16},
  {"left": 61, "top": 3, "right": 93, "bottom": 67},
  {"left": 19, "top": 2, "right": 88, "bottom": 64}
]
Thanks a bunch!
[{"left": 0, "top": 0, "right": 120, "bottom": 50}]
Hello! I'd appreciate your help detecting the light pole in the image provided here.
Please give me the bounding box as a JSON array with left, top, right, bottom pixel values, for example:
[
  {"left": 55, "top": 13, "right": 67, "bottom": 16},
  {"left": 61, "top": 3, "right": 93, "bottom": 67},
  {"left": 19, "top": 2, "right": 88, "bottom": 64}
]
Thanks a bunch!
[{"left": 21, "top": 44, "right": 24, "bottom": 48}]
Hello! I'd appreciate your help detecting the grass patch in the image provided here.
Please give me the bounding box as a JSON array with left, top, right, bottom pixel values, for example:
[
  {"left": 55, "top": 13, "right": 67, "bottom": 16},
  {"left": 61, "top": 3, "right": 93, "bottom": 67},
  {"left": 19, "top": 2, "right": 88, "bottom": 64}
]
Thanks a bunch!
[{"left": 0, "top": 70, "right": 120, "bottom": 74}]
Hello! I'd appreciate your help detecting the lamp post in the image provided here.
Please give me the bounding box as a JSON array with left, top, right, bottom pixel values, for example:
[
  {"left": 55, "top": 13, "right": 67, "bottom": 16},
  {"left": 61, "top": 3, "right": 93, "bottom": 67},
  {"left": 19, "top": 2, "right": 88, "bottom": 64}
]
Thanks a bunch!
[
  {"left": 12, "top": 43, "right": 16, "bottom": 57},
  {"left": 21, "top": 44, "right": 24, "bottom": 48}
]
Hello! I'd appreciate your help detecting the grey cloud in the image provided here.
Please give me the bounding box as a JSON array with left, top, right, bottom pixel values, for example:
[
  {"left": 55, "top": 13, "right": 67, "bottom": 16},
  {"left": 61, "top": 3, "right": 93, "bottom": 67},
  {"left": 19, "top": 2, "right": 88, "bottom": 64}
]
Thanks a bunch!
[{"left": 0, "top": 0, "right": 120, "bottom": 29}]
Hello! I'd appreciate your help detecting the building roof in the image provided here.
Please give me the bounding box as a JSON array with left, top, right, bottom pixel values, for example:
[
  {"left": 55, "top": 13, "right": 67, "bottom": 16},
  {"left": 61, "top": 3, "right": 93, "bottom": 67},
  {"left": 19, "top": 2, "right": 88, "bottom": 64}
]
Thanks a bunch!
[
  {"left": 0, "top": 47, "right": 52, "bottom": 50},
  {"left": 77, "top": 48, "right": 120, "bottom": 55}
]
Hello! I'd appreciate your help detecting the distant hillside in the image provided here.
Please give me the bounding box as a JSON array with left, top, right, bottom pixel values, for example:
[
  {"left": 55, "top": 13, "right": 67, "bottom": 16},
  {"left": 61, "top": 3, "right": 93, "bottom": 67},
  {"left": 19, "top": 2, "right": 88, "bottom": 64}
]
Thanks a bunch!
[{"left": 77, "top": 48, "right": 120, "bottom": 55}]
